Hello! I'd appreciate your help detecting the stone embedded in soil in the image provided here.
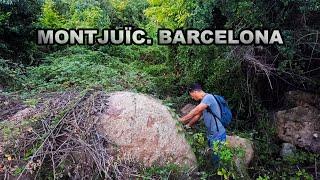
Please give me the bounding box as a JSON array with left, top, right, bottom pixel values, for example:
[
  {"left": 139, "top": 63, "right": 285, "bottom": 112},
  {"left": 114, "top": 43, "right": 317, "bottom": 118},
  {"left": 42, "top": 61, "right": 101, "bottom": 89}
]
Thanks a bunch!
[
  {"left": 226, "top": 135, "right": 254, "bottom": 166},
  {"left": 280, "top": 143, "right": 296, "bottom": 158}
]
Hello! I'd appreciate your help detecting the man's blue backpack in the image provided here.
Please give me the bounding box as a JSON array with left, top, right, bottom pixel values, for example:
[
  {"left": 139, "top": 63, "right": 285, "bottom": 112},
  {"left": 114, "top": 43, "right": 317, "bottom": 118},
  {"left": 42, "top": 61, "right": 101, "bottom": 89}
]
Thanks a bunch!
[{"left": 206, "top": 94, "right": 232, "bottom": 131}]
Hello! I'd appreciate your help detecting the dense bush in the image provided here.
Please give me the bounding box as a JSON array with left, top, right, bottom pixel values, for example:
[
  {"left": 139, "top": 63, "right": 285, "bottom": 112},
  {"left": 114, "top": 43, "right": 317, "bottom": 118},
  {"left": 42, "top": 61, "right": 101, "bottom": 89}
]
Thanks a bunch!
[
  {"left": 22, "top": 46, "right": 156, "bottom": 94},
  {"left": 0, "top": 0, "right": 42, "bottom": 65}
]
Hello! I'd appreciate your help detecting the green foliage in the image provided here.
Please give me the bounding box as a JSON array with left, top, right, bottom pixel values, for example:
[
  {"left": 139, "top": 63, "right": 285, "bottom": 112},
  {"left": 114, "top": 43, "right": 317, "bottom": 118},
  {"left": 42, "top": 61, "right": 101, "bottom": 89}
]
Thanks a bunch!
[
  {"left": 142, "top": 163, "right": 181, "bottom": 179},
  {"left": 283, "top": 150, "right": 319, "bottom": 166},
  {"left": 280, "top": 0, "right": 320, "bottom": 13},
  {"left": 67, "top": 0, "right": 110, "bottom": 28},
  {"left": 220, "top": 0, "right": 261, "bottom": 28},
  {"left": 0, "top": 121, "right": 21, "bottom": 142},
  {"left": 1, "top": 0, "right": 320, "bottom": 179},
  {"left": 13, "top": 166, "right": 24, "bottom": 176},
  {"left": 110, "top": 0, "right": 149, "bottom": 26},
  {"left": 39, "top": 0, "right": 65, "bottom": 28},
  {"left": 0, "top": 58, "right": 25, "bottom": 90},
  {"left": 99, "top": 44, "right": 169, "bottom": 64},
  {"left": 256, "top": 175, "right": 270, "bottom": 180},
  {"left": 185, "top": 0, "right": 215, "bottom": 29},
  {"left": 294, "top": 169, "right": 313, "bottom": 180},
  {"left": 176, "top": 45, "right": 217, "bottom": 85},
  {"left": 38, "top": 0, "right": 111, "bottom": 29},
  {"left": 0, "top": 116, "right": 39, "bottom": 160},
  {"left": 213, "top": 141, "right": 245, "bottom": 179},
  {"left": 0, "top": 0, "right": 42, "bottom": 64},
  {"left": 187, "top": 0, "right": 261, "bottom": 29},
  {"left": 99, "top": 44, "right": 177, "bottom": 97},
  {"left": 249, "top": 109, "right": 318, "bottom": 179},
  {"left": 22, "top": 46, "right": 156, "bottom": 94},
  {"left": 0, "top": 11, "right": 10, "bottom": 27},
  {"left": 188, "top": 132, "right": 207, "bottom": 166},
  {"left": 175, "top": 44, "right": 258, "bottom": 127},
  {"left": 23, "top": 98, "right": 39, "bottom": 108},
  {"left": 144, "top": 0, "right": 196, "bottom": 29}
]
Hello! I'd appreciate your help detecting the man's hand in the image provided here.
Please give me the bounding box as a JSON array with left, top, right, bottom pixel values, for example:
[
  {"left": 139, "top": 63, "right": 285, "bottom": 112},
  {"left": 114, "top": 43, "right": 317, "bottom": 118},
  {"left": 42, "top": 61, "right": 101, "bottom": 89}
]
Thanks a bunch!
[
  {"left": 200, "top": 147, "right": 212, "bottom": 156},
  {"left": 181, "top": 103, "right": 207, "bottom": 122},
  {"left": 179, "top": 103, "right": 206, "bottom": 125},
  {"left": 182, "top": 124, "right": 190, "bottom": 130},
  {"left": 178, "top": 117, "right": 187, "bottom": 124}
]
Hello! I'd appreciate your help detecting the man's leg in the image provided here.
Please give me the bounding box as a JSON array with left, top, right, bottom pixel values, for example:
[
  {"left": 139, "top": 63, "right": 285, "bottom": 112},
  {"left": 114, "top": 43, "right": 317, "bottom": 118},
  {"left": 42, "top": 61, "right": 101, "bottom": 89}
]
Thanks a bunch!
[{"left": 208, "top": 132, "right": 227, "bottom": 168}]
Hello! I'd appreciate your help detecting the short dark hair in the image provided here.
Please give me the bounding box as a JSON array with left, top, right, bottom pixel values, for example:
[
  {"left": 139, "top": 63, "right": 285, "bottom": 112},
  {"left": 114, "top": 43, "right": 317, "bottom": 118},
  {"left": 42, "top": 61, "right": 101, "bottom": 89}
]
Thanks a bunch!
[{"left": 188, "top": 83, "right": 202, "bottom": 93}]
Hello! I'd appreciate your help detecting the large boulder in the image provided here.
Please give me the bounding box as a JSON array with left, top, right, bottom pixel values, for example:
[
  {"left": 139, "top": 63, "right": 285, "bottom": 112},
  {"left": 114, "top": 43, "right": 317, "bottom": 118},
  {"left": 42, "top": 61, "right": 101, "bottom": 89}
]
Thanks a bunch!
[
  {"left": 276, "top": 105, "right": 320, "bottom": 153},
  {"left": 99, "top": 91, "right": 197, "bottom": 168}
]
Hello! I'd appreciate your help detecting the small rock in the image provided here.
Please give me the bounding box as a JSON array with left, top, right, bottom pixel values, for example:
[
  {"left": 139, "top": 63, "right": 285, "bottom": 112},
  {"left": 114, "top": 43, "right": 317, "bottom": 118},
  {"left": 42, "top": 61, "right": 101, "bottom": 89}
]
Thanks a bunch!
[
  {"left": 8, "top": 108, "right": 35, "bottom": 122},
  {"left": 280, "top": 143, "right": 296, "bottom": 158}
]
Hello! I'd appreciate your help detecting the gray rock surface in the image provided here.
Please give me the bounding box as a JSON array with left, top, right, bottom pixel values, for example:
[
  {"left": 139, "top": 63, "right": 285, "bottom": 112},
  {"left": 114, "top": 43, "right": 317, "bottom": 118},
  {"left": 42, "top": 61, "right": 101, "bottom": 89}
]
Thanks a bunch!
[
  {"left": 276, "top": 105, "right": 320, "bottom": 153},
  {"left": 280, "top": 143, "right": 296, "bottom": 158},
  {"left": 100, "top": 91, "right": 197, "bottom": 168}
]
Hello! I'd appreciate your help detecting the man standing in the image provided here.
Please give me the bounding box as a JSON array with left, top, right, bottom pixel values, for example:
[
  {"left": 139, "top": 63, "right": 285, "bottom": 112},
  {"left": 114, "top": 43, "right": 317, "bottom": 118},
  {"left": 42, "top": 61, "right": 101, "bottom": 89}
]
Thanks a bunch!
[{"left": 179, "top": 83, "right": 226, "bottom": 166}]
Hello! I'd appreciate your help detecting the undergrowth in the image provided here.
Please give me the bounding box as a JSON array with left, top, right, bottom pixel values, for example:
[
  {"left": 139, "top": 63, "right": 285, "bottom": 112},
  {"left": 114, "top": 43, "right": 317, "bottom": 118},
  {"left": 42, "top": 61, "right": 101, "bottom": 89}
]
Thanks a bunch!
[{"left": 20, "top": 46, "right": 156, "bottom": 96}]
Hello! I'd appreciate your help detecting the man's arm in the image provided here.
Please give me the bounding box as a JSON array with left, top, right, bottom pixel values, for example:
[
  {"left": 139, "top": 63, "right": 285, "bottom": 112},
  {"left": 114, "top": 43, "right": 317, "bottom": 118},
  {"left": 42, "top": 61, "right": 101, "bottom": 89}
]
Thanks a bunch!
[
  {"left": 186, "top": 113, "right": 201, "bottom": 127},
  {"left": 179, "top": 103, "right": 208, "bottom": 123}
]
